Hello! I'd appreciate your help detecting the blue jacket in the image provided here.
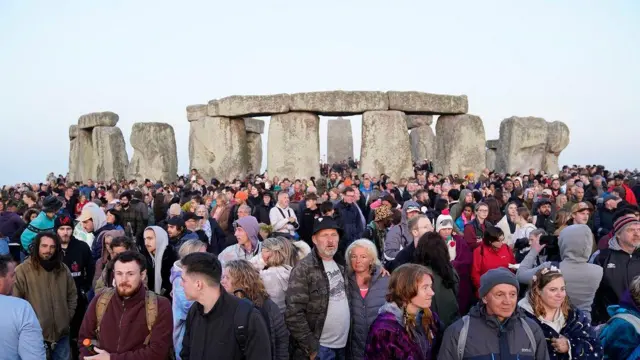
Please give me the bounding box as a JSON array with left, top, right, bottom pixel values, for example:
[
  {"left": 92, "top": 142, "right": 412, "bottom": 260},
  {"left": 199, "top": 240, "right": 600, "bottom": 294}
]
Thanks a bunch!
[
  {"left": 600, "top": 292, "right": 640, "bottom": 360},
  {"left": 336, "top": 201, "right": 364, "bottom": 245},
  {"left": 170, "top": 261, "right": 193, "bottom": 360},
  {"left": 20, "top": 211, "right": 55, "bottom": 251},
  {"left": 0, "top": 295, "right": 46, "bottom": 360}
]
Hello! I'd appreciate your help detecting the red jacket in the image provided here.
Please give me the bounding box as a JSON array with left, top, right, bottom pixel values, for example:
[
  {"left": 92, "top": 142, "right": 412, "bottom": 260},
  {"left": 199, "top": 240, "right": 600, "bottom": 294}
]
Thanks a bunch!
[
  {"left": 609, "top": 184, "right": 638, "bottom": 206},
  {"left": 78, "top": 284, "right": 172, "bottom": 360},
  {"left": 471, "top": 243, "right": 516, "bottom": 293}
]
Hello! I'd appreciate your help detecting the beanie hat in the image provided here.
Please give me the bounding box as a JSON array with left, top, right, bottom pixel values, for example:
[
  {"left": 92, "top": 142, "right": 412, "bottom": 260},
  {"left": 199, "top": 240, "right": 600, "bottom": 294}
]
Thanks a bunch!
[
  {"left": 613, "top": 215, "right": 640, "bottom": 235},
  {"left": 479, "top": 268, "right": 519, "bottom": 298},
  {"left": 54, "top": 214, "right": 73, "bottom": 231},
  {"left": 435, "top": 214, "right": 454, "bottom": 232}
]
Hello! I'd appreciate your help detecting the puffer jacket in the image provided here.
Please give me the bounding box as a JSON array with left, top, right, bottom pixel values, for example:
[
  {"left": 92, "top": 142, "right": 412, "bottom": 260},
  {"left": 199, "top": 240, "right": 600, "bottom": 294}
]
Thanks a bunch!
[
  {"left": 261, "top": 265, "right": 292, "bottom": 314},
  {"left": 347, "top": 266, "right": 389, "bottom": 360},
  {"left": 12, "top": 258, "right": 78, "bottom": 342},
  {"left": 170, "top": 261, "right": 192, "bottom": 360},
  {"left": 450, "top": 190, "right": 472, "bottom": 233},
  {"left": 600, "top": 291, "right": 640, "bottom": 359},
  {"left": 262, "top": 297, "right": 290, "bottom": 360},
  {"left": 384, "top": 201, "right": 419, "bottom": 261},
  {"left": 285, "top": 249, "right": 348, "bottom": 359},
  {"left": 437, "top": 304, "right": 550, "bottom": 360},
  {"left": 336, "top": 200, "right": 364, "bottom": 245}
]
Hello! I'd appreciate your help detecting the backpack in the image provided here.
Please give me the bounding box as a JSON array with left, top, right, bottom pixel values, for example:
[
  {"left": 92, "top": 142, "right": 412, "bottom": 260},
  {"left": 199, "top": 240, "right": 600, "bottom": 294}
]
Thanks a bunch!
[
  {"left": 456, "top": 315, "right": 536, "bottom": 360},
  {"left": 233, "top": 295, "right": 272, "bottom": 357}
]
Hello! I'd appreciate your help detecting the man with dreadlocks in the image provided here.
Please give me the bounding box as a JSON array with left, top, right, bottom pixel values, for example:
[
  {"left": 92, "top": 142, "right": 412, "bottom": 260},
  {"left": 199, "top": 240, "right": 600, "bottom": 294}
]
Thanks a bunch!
[{"left": 13, "top": 231, "right": 77, "bottom": 360}]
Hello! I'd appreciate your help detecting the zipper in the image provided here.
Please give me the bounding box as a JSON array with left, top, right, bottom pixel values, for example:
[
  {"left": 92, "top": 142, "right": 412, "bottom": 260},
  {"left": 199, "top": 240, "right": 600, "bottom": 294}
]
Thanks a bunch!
[{"left": 116, "top": 300, "right": 125, "bottom": 352}]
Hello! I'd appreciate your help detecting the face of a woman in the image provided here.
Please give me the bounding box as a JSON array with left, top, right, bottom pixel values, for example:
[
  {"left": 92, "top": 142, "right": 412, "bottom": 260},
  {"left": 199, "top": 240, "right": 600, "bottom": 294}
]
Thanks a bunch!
[
  {"left": 106, "top": 211, "right": 116, "bottom": 224},
  {"left": 476, "top": 206, "right": 489, "bottom": 220},
  {"left": 261, "top": 248, "right": 272, "bottom": 263},
  {"left": 220, "top": 268, "right": 234, "bottom": 293},
  {"left": 540, "top": 277, "right": 566, "bottom": 311},
  {"left": 105, "top": 236, "right": 114, "bottom": 256},
  {"left": 30, "top": 213, "right": 38, "bottom": 222},
  {"left": 196, "top": 207, "right": 207, "bottom": 219},
  {"left": 439, "top": 228, "right": 453, "bottom": 239},
  {"left": 492, "top": 236, "right": 505, "bottom": 249},
  {"left": 463, "top": 207, "right": 473, "bottom": 218},
  {"left": 507, "top": 204, "right": 517, "bottom": 217},
  {"left": 410, "top": 274, "right": 435, "bottom": 310},
  {"left": 349, "top": 246, "right": 372, "bottom": 273}
]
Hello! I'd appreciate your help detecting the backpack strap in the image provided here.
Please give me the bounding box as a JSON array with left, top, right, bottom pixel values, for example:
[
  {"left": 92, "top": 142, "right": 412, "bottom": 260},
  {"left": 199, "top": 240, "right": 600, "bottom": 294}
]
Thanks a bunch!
[
  {"left": 143, "top": 291, "right": 158, "bottom": 345},
  {"left": 234, "top": 298, "right": 254, "bottom": 354},
  {"left": 610, "top": 313, "right": 640, "bottom": 334},
  {"left": 457, "top": 315, "right": 470, "bottom": 360},
  {"left": 520, "top": 318, "right": 537, "bottom": 353},
  {"left": 95, "top": 288, "right": 116, "bottom": 341}
]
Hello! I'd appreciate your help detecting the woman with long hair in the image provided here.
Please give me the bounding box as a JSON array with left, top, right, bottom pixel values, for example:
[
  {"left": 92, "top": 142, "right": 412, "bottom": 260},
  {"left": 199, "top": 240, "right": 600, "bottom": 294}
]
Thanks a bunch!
[
  {"left": 195, "top": 204, "right": 226, "bottom": 255},
  {"left": 471, "top": 226, "right": 515, "bottom": 296},
  {"left": 463, "top": 202, "right": 493, "bottom": 251},
  {"left": 413, "top": 232, "right": 460, "bottom": 327},
  {"left": 365, "top": 263, "right": 441, "bottom": 360},
  {"left": 221, "top": 259, "right": 289, "bottom": 360},
  {"left": 518, "top": 267, "right": 601, "bottom": 359},
  {"left": 211, "top": 193, "right": 231, "bottom": 234},
  {"left": 484, "top": 197, "right": 503, "bottom": 225},
  {"left": 496, "top": 201, "right": 519, "bottom": 247},
  {"left": 554, "top": 209, "right": 572, "bottom": 236}
]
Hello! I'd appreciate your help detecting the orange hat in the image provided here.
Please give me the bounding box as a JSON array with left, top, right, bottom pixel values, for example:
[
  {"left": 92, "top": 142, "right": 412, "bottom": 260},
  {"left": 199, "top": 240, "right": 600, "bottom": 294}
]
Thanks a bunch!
[
  {"left": 343, "top": 178, "right": 353, "bottom": 187},
  {"left": 235, "top": 191, "right": 249, "bottom": 202}
]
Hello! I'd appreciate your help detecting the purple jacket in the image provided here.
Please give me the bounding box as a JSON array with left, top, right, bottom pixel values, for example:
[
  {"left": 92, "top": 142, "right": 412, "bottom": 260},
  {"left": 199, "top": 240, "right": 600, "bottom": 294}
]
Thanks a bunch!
[
  {"left": 0, "top": 211, "right": 24, "bottom": 239},
  {"left": 364, "top": 302, "right": 440, "bottom": 360},
  {"left": 450, "top": 234, "right": 474, "bottom": 314}
]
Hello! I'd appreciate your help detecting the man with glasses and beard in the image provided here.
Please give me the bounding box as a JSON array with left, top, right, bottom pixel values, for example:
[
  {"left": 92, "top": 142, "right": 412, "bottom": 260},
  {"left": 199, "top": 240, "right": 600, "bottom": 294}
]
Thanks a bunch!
[
  {"left": 78, "top": 251, "right": 173, "bottom": 359},
  {"left": 13, "top": 232, "right": 77, "bottom": 360}
]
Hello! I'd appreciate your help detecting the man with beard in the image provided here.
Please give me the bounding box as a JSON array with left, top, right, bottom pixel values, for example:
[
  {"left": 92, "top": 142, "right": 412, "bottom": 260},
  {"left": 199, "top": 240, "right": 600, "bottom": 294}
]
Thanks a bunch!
[
  {"left": 166, "top": 216, "right": 199, "bottom": 252},
  {"left": 119, "top": 191, "right": 146, "bottom": 244},
  {"left": 13, "top": 232, "right": 77, "bottom": 360},
  {"left": 78, "top": 251, "right": 173, "bottom": 359},
  {"left": 56, "top": 214, "right": 94, "bottom": 360},
  {"left": 533, "top": 198, "right": 557, "bottom": 234}
]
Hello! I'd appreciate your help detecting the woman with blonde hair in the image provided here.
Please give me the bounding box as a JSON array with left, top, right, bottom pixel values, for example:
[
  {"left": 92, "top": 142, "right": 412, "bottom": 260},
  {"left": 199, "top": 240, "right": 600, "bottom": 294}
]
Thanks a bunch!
[
  {"left": 221, "top": 259, "right": 289, "bottom": 360},
  {"left": 365, "top": 263, "right": 441, "bottom": 360},
  {"left": 211, "top": 193, "right": 231, "bottom": 234},
  {"left": 554, "top": 209, "right": 572, "bottom": 236},
  {"left": 518, "top": 267, "right": 601, "bottom": 359}
]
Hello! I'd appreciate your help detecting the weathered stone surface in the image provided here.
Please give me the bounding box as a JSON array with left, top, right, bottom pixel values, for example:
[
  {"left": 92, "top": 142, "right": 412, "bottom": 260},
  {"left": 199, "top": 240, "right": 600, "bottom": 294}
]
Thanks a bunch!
[
  {"left": 127, "top": 123, "right": 178, "bottom": 183},
  {"left": 207, "top": 94, "right": 290, "bottom": 117},
  {"left": 69, "top": 129, "right": 94, "bottom": 182},
  {"left": 290, "top": 91, "right": 388, "bottom": 116},
  {"left": 327, "top": 118, "right": 353, "bottom": 164},
  {"left": 409, "top": 125, "right": 436, "bottom": 163},
  {"left": 68, "top": 138, "right": 78, "bottom": 181},
  {"left": 388, "top": 91, "right": 468, "bottom": 115},
  {"left": 435, "top": 114, "right": 486, "bottom": 176},
  {"left": 542, "top": 153, "right": 560, "bottom": 174},
  {"left": 78, "top": 111, "right": 119, "bottom": 129},
  {"left": 189, "top": 117, "right": 248, "bottom": 181},
  {"left": 546, "top": 121, "right": 570, "bottom": 153},
  {"left": 91, "top": 126, "right": 129, "bottom": 181},
  {"left": 360, "top": 111, "right": 413, "bottom": 180},
  {"left": 267, "top": 112, "right": 320, "bottom": 179},
  {"left": 244, "top": 118, "right": 265, "bottom": 134},
  {"left": 486, "top": 149, "right": 497, "bottom": 171},
  {"left": 69, "top": 125, "right": 78, "bottom": 140},
  {"left": 486, "top": 139, "right": 499, "bottom": 150},
  {"left": 186, "top": 104, "right": 207, "bottom": 122},
  {"left": 246, "top": 133, "right": 263, "bottom": 175},
  {"left": 405, "top": 115, "right": 433, "bottom": 129},
  {"left": 496, "top": 117, "right": 548, "bottom": 174}
]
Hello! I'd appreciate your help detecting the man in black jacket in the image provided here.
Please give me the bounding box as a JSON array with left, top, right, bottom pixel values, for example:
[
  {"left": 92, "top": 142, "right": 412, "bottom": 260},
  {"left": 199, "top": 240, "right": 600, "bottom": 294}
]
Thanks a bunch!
[
  {"left": 180, "top": 252, "right": 271, "bottom": 360},
  {"left": 119, "top": 191, "right": 146, "bottom": 243}
]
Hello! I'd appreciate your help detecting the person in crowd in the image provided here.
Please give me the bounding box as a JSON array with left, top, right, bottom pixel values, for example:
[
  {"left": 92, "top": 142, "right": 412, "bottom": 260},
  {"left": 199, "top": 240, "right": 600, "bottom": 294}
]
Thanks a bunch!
[
  {"left": 20, "top": 195, "right": 62, "bottom": 254},
  {"left": 0, "top": 200, "right": 25, "bottom": 241},
  {"left": 513, "top": 207, "right": 537, "bottom": 244},
  {"left": 463, "top": 202, "right": 493, "bottom": 251},
  {"left": 361, "top": 204, "right": 393, "bottom": 260},
  {"left": 496, "top": 201, "right": 519, "bottom": 247},
  {"left": 221, "top": 259, "right": 289, "bottom": 360},
  {"left": 345, "top": 239, "right": 389, "bottom": 360},
  {"left": 454, "top": 203, "right": 475, "bottom": 235},
  {"left": 170, "top": 239, "right": 207, "bottom": 360},
  {"left": 119, "top": 191, "right": 146, "bottom": 241},
  {"left": 384, "top": 200, "right": 421, "bottom": 262},
  {"left": 450, "top": 189, "right": 474, "bottom": 234},
  {"left": 518, "top": 266, "right": 602, "bottom": 359},
  {"left": 270, "top": 191, "right": 299, "bottom": 239},
  {"left": 471, "top": 226, "right": 516, "bottom": 295},
  {"left": 183, "top": 211, "right": 207, "bottom": 243},
  {"left": 364, "top": 263, "right": 441, "bottom": 360},
  {"left": 94, "top": 235, "right": 138, "bottom": 294},
  {"left": 569, "top": 202, "right": 591, "bottom": 226},
  {"left": 599, "top": 275, "right": 640, "bottom": 359},
  {"left": 299, "top": 192, "right": 321, "bottom": 249},
  {"left": 195, "top": 204, "right": 226, "bottom": 255},
  {"left": 584, "top": 175, "right": 605, "bottom": 204},
  {"left": 596, "top": 206, "right": 639, "bottom": 250},
  {"left": 253, "top": 191, "right": 273, "bottom": 225},
  {"left": 336, "top": 187, "right": 365, "bottom": 247},
  {"left": 610, "top": 174, "right": 638, "bottom": 206},
  {"left": 485, "top": 196, "right": 503, "bottom": 224},
  {"left": 534, "top": 198, "right": 558, "bottom": 235},
  {"left": 211, "top": 193, "right": 231, "bottom": 234},
  {"left": 414, "top": 231, "right": 459, "bottom": 327},
  {"left": 93, "top": 229, "right": 124, "bottom": 289},
  {"left": 0, "top": 254, "right": 47, "bottom": 360},
  {"left": 594, "top": 194, "right": 621, "bottom": 238},
  {"left": 435, "top": 214, "right": 473, "bottom": 314},
  {"left": 75, "top": 202, "right": 112, "bottom": 258},
  {"left": 555, "top": 194, "right": 568, "bottom": 212},
  {"left": 180, "top": 252, "right": 271, "bottom": 359},
  {"left": 553, "top": 209, "right": 572, "bottom": 236},
  {"left": 219, "top": 215, "right": 263, "bottom": 265},
  {"left": 387, "top": 214, "right": 434, "bottom": 272},
  {"left": 56, "top": 214, "right": 94, "bottom": 360},
  {"left": 591, "top": 214, "right": 640, "bottom": 324},
  {"left": 143, "top": 226, "right": 178, "bottom": 298},
  {"left": 286, "top": 216, "right": 349, "bottom": 360},
  {"left": 13, "top": 232, "right": 77, "bottom": 360},
  {"left": 78, "top": 251, "right": 173, "bottom": 359},
  {"left": 105, "top": 207, "right": 123, "bottom": 230},
  {"left": 438, "top": 268, "right": 549, "bottom": 360},
  {"left": 166, "top": 216, "right": 199, "bottom": 252},
  {"left": 75, "top": 193, "right": 89, "bottom": 217}
]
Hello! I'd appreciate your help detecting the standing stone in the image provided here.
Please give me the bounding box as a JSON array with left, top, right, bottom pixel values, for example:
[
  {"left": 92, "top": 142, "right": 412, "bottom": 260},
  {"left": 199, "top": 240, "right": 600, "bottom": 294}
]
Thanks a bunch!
[
  {"left": 69, "top": 125, "right": 78, "bottom": 140},
  {"left": 360, "top": 111, "right": 413, "bottom": 180},
  {"left": 208, "top": 94, "right": 290, "bottom": 117},
  {"left": 69, "top": 129, "right": 94, "bottom": 182},
  {"left": 435, "top": 114, "right": 486, "bottom": 176},
  {"left": 244, "top": 118, "right": 265, "bottom": 134},
  {"left": 388, "top": 91, "right": 468, "bottom": 115},
  {"left": 405, "top": 115, "right": 433, "bottom": 129},
  {"left": 485, "top": 140, "right": 499, "bottom": 171},
  {"left": 186, "top": 105, "right": 207, "bottom": 122},
  {"left": 189, "top": 117, "right": 248, "bottom": 181},
  {"left": 496, "top": 117, "right": 548, "bottom": 174},
  {"left": 327, "top": 118, "right": 353, "bottom": 164},
  {"left": 91, "top": 126, "right": 129, "bottom": 181},
  {"left": 290, "top": 91, "right": 388, "bottom": 116},
  {"left": 78, "top": 111, "right": 119, "bottom": 129},
  {"left": 128, "top": 123, "right": 178, "bottom": 183},
  {"left": 246, "top": 133, "right": 263, "bottom": 175},
  {"left": 267, "top": 112, "right": 320, "bottom": 179},
  {"left": 543, "top": 121, "right": 570, "bottom": 173},
  {"left": 409, "top": 125, "right": 436, "bottom": 163}
]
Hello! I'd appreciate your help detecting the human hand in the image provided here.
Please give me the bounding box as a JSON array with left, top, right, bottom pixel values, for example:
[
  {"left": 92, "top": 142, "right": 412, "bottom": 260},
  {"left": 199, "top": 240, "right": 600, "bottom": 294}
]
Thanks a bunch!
[
  {"left": 530, "top": 235, "right": 546, "bottom": 253},
  {"left": 288, "top": 217, "right": 296, "bottom": 223},
  {"left": 380, "top": 268, "right": 390, "bottom": 277},
  {"left": 86, "top": 347, "right": 110, "bottom": 360},
  {"left": 551, "top": 336, "right": 569, "bottom": 353}
]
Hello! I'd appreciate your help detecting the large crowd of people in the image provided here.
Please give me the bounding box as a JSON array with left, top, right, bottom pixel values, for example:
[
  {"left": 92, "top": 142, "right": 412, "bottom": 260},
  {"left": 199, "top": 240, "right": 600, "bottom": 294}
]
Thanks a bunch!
[{"left": 0, "top": 163, "right": 639, "bottom": 360}]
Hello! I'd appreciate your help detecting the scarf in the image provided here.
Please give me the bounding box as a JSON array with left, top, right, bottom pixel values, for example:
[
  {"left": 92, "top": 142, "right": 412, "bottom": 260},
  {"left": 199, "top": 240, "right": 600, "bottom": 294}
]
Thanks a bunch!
[
  {"left": 40, "top": 258, "right": 59, "bottom": 272},
  {"left": 201, "top": 220, "right": 212, "bottom": 241}
]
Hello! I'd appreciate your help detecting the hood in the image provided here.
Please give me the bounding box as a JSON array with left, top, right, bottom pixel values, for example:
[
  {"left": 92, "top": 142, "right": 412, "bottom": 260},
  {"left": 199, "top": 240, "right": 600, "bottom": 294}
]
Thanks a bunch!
[
  {"left": 608, "top": 235, "right": 624, "bottom": 251},
  {"left": 458, "top": 189, "right": 472, "bottom": 203},
  {"left": 96, "top": 229, "right": 125, "bottom": 254},
  {"left": 378, "top": 301, "right": 405, "bottom": 326},
  {"left": 236, "top": 216, "right": 261, "bottom": 248},
  {"left": 170, "top": 260, "right": 182, "bottom": 283},
  {"left": 517, "top": 296, "right": 535, "bottom": 316},
  {"left": 264, "top": 265, "right": 292, "bottom": 290},
  {"left": 82, "top": 202, "right": 107, "bottom": 232},
  {"left": 559, "top": 224, "right": 593, "bottom": 263},
  {"left": 0, "top": 211, "right": 20, "bottom": 220},
  {"left": 146, "top": 225, "right": 169, "bottom": 294},
  {"left": 401, "top": 200, "right": 420, "bottom": 224}
]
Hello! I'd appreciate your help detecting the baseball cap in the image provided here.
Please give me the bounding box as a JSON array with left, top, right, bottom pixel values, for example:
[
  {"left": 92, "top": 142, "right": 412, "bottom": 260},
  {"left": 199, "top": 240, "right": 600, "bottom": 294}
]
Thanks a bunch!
[
  {"left": 312, "top": 217, "right": 343, "bottom": 236},
  {"left": 167, "top": 217, "right": 185, "bottom": 227},
  {"left": 571, "top": 202, "right": 591, "bottom": 214},
  {"left": 183, "top": 212, "right": 203, "bottom": 221},
  {"left": 406, "top": 205, "right": 421, "bottom": 213},
  {"left": 541, "top": 189, "right": 553, "bottom": 197}
]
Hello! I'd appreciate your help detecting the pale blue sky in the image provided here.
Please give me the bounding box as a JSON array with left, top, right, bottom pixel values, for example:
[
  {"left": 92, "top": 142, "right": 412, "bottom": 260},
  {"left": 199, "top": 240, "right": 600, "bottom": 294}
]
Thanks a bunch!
[{"left": 1, "top": 1, "right": 638, "bottom": 185}]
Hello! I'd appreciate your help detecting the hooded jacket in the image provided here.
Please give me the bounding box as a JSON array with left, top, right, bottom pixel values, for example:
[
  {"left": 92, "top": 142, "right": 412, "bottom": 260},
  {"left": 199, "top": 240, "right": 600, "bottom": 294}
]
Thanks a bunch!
[
  {"left": 336, "top": 200, "right": 365, "bottom": 245},
  {"left": 591, "top": 235, "right": 640, "bottom": 324},
  {"left": 437, "top": 304, "right": 549, "bottom": 360},
  {"left": 0, "top": 210, "right": 25, "bottom": 239},
  {"left": 260, "top": 265, "right": 292, "bottom": 314},
  {"left": 79, "top": 202, "right": 108, "bottom": 251},
  {"left": 170, "top": 261, "right": 194, "bottom": 360},
  {"left": 384, "top": 201, "right": 419, "bottom": 261},
  {"left": 144, "top": 226, "right": 177, "bottom": 297},
  {"left": 218, "top": 216, "right": 262, "bottom": 266},
  {"left": 558, "top": 225, "right": 603, "bottom": 321},
  {"left": 600, "top": 291, "right": 640, "bottom": 359},
  {"left": 20, "top": 211, "right": 55, "bottom": 251},
  {"left": 450, "top": 190, "right": 472, "bottom": 233},
  {"left": 471, "top": 243, "right": 516, "bottom": 294}
]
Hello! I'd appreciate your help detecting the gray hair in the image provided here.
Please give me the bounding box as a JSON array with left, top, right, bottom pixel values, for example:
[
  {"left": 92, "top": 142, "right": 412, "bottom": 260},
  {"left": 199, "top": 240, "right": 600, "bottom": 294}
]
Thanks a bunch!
[
  {"left": 196, "top": 204, "right": 209, "bottom": 219},
  {"left": 178, "top": 239, "right": 207, "bottom": 260},
  {"left": 238, "top": 204, "right": 252, "bottom": 214},
  {"left": 631, "top": 275, "right": 640, "bottom": 307},
  {"left": 408, "top": 214, "right": 428, "bottom": 232},
  {"left": 345, "top": 239, "right": 380, "bottom": 273},
  {"left": 529, "top": 228, "right": 547, "bottom": 239}
]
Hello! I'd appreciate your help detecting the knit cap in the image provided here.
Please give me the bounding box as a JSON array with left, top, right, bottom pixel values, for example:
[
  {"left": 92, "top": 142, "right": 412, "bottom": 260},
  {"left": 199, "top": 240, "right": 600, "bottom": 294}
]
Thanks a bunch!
[
  {"left": 613, "top": 215, "right": 640, "bottom": 235},
  {"left": 479, "top": 268, "right": 519, "bottom": 298}
]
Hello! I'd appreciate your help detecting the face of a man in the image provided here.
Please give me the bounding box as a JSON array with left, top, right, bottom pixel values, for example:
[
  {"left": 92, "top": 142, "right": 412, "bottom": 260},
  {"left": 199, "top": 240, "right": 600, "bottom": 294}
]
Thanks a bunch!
[
  {"left": 181, "top": 269, "right": 201, "bottom": 301},
  {"left": 82, "top": 218, "right": 94, "bottom": 233},
  {"left": 551, "top": 180, "right": 560, "bottom": 190},
  {"left": 572, "top": 209, "right": 590, "bottom": 225},
  {"left": 278, "top": 193, "right": 290, "bottom": 208},
  {"left": 574, "top": 187, "right": 584, "bottom": 201},
  {"left": 237, "top": 208, "right": 250, "bottom": 218},
  {"left": 144, "top": 229, "right": 157, "bottom": 254},
  {"left": 120, "top": 197, "right": 129, "bottom": 207},
  {"left": 185, "top": 219, "right": 198, "bottom": 231},
  {"left": 167, "top": 225, "right": 180, "bottom": 238},
  {"left": 619, "top": 223, "right": 640, "bottom": 252},
  {"left": 411, "top": 217, "right": 433, "bottom": 242},
  {"left": 483, "top": 284, "right": 518, "bottom": 321},
  {"left": 343, "top": 191, "right": 355, "bottom": 204},
  {"left": 0, "top": 261, "right": 16, "bottom": 295},
  {"left": 312, "top": 229, "right": 339, "bottom": 259},
  {"left": 38, "top": 236, "right": 57, "bottom": 260},
  {"left": 57, "top": 226, "right": 73, "bottom": 244},
  {"left": 114, "top": 260, "right": 144, "bottom": 298},
  {"left": 539, "top": 204, "right": 551, "bottom": 216}
]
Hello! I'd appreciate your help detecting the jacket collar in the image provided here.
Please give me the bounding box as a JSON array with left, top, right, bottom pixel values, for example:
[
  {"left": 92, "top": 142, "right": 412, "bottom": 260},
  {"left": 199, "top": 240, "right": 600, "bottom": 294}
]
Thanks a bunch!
[
  {"left": 196, "top": 286, "right": 228, "bottom": 320},
  {"left": 114, "top": 283, "right": 146, "bottom": 307}
]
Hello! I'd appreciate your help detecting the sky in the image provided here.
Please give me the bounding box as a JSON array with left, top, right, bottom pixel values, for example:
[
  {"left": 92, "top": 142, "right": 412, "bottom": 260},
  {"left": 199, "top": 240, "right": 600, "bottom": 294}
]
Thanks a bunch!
[{"left": 1, "top": 1, "right": 638, "bottom": 185}]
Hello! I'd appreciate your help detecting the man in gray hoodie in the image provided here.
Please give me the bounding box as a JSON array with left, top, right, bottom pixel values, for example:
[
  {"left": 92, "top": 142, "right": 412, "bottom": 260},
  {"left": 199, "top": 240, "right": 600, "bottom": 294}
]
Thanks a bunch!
[
  {"left": 383, "top": 200, "right": 420, "bottom": 262},
  {"left": 558, "top": 224, "right": 603, "bottom": 322}
]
